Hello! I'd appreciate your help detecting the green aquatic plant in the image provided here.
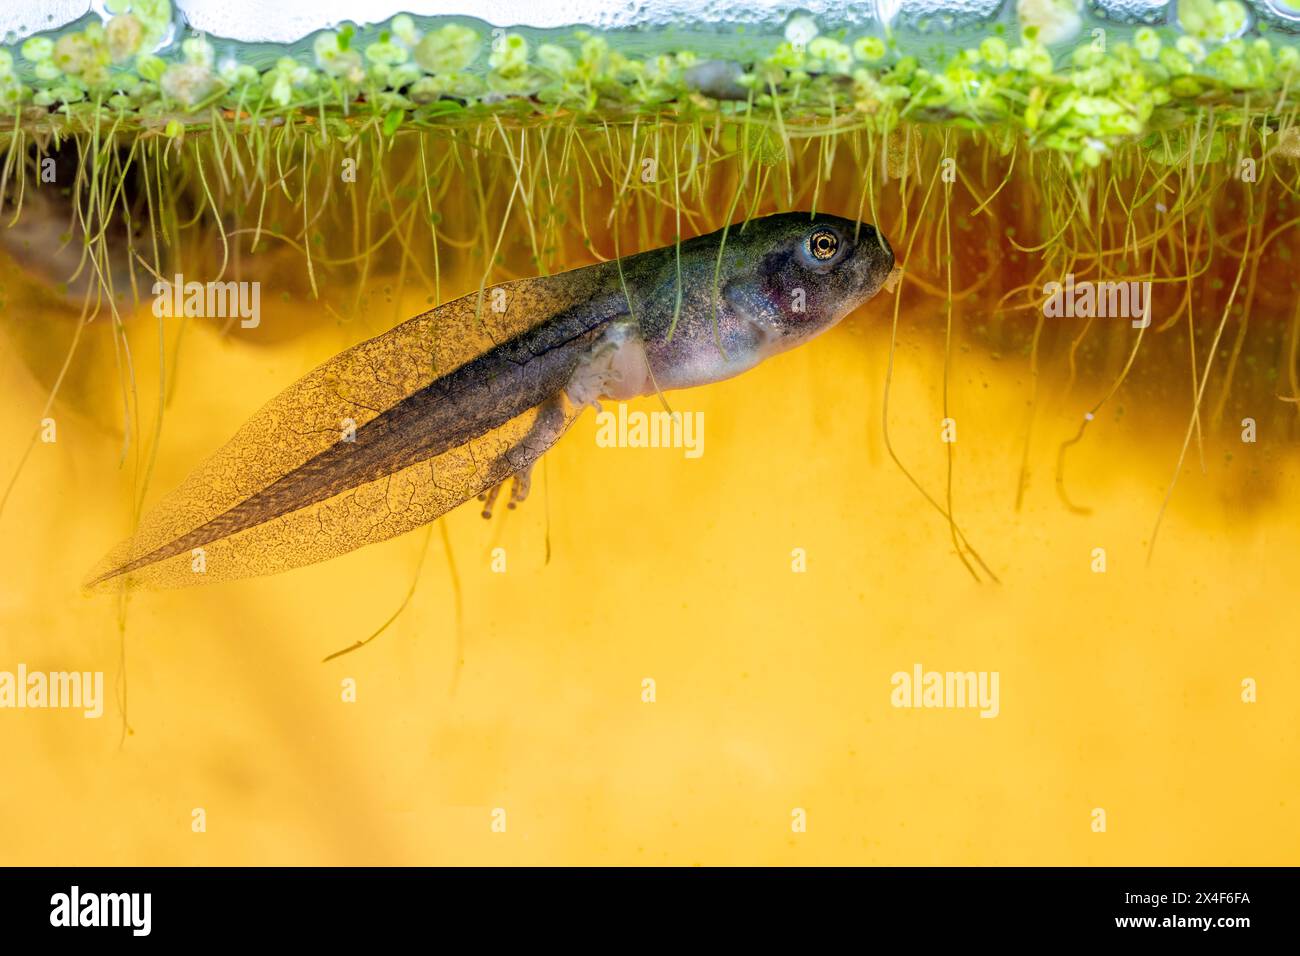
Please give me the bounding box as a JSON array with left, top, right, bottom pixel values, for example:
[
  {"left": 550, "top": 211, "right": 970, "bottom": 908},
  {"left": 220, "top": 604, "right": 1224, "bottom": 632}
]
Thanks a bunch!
[{"left": 1, "top": 4, "right": 1299, "bottom": 171}]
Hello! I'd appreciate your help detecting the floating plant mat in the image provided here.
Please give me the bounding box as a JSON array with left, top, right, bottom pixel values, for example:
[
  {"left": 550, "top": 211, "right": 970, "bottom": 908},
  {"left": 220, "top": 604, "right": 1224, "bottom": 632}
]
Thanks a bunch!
[{"left": 4, "top": 1, "right": 1300, "bottom": 160}]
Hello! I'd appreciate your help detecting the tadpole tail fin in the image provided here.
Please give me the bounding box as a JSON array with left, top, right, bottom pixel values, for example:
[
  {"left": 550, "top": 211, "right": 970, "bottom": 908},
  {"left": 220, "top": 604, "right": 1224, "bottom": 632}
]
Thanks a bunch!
[
  {"left": 85, "top": 271, "right": 619, "bottom": 591},
  {"left": 84, "top": 392, "right": 585, "bottom": 590}
]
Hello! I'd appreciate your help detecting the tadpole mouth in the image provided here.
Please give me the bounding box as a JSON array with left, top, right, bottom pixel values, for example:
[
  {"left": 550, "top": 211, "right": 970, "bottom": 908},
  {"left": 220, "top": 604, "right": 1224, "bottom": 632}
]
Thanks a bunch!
[{"left": 850, "top": 226, "right": 896, "bottom": 301}]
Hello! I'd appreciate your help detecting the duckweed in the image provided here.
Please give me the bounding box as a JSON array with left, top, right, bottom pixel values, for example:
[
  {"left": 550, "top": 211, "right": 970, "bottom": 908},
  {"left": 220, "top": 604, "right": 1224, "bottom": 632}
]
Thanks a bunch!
[{"left": 0, "top": 2, "right": 1296, "bottom": 173}]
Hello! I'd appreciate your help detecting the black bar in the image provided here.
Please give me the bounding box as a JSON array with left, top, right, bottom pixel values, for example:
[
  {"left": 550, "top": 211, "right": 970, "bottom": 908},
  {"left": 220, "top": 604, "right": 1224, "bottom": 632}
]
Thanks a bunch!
[{"left": 0, "top": 867, "right": 1289, "bottom": 941}]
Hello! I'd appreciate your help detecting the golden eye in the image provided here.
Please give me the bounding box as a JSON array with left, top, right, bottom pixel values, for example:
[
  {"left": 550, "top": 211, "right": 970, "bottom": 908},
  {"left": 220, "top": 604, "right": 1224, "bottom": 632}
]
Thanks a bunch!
[{"left": 808, "top": 229, "right": 838, "bottom": 261}]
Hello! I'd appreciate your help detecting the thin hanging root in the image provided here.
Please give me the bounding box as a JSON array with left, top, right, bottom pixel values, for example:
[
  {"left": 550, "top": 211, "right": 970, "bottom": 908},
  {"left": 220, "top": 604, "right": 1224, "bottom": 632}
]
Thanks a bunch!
[
  {"left": 1148, "top": 207, "right": 1256, "bottom": 566},
  {"left": 0, "top": 305, "right": 91, "bottom": 521},
  {"left": 1014, "top": 312, "right": 1045, "bottom": 513},
  {"left": 1208, "top": 188, "right": 1269, "bottom": 430},
  {"left": 1285, "top": 294, "right": 1300, "bottom": 415},
  {"left": 880, "top": 143, "right": 997, "bottom": 585},
  {"left": 113, "top": 587, "right": 134, "bottom": 746},
  {"left": 1182, "top": 207, "right": 1207, "bottom": 473},
  {"left": 1054, "top": 242, "right": 1156, "bottom": 515},
  {"left": 191, "top": 137, "right": 230, "bottom": 280},
  {"left": 900, "top": 257, "right": 1002, "bottom": 300},
  {"left": 493, "top": 117, "right": 542, "bottom": 271},
  {"left": 322, "top": 523, "right": 436, "bottom": 664},
  {"left": 298, "top": 135, "right": 318, "bottom": 298},
  {"left": 960, "top": 142, "right": 1016, "bottom": 219},
  {"left": 937, "top": 138, "right": 987, "bottom": 584},
  {"left": 438, "top": 518, "right": 466, "bottom": 695}
]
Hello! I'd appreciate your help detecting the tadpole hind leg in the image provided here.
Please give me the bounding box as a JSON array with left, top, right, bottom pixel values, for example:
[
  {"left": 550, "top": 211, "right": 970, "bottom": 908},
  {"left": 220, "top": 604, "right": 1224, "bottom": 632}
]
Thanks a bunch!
[
  {"left": 478, "top": 482, "right": 504, "bottom": 519},
  {"left": 478, "top": 394, "right": 569, "bottom": 519}
]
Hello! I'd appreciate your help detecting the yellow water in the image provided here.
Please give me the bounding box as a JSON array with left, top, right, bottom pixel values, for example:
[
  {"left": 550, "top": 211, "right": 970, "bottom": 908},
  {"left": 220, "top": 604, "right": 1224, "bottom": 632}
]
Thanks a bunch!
[{"left": 2, "top": 264, "right": 1297, "bottom": 865}]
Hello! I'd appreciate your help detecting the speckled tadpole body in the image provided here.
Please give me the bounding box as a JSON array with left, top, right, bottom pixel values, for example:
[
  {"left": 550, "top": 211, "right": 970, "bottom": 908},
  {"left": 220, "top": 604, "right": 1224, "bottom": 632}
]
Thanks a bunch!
[{"left": 87, "top": 212, "right": 894, "bottom": 589}]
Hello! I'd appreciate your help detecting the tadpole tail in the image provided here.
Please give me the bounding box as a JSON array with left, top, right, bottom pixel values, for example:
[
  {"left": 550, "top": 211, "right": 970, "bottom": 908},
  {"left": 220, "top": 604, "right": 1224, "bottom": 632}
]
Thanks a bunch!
[{"left": 85, "top": 272, "right": 621, "bottom": 591}]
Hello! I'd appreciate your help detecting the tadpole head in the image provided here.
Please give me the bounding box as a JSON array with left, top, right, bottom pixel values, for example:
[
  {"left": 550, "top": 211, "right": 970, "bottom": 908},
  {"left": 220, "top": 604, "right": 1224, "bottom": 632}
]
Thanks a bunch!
[{"left": 726, "top": 211, "right": 895, "bottom": 352}]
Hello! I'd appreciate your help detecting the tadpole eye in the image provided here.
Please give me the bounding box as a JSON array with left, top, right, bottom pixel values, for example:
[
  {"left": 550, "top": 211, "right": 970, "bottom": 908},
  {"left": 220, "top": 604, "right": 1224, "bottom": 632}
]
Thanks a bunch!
[{"left": 807, "top": 228, "right": 839, "bottom": 262}]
